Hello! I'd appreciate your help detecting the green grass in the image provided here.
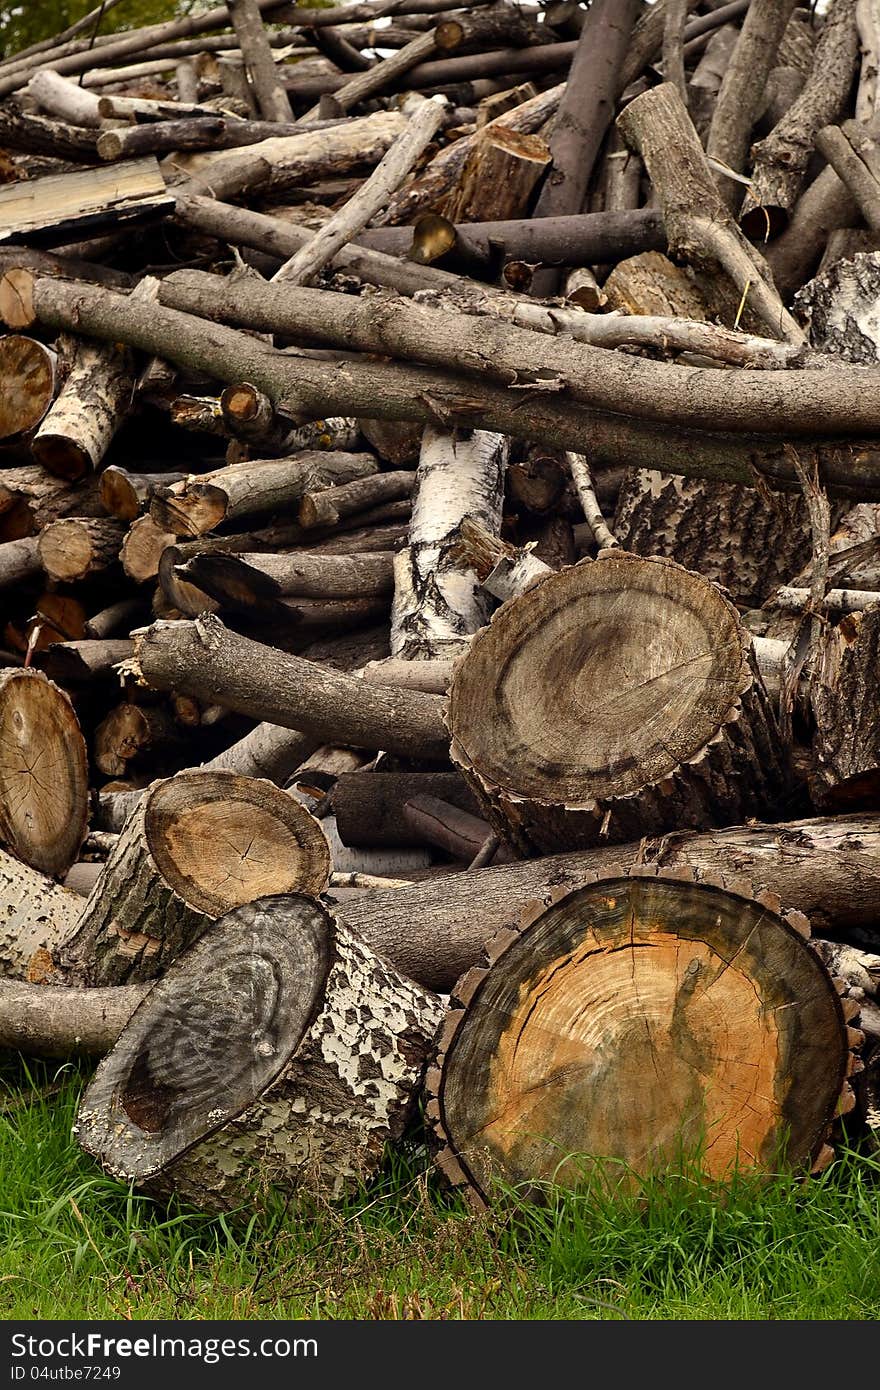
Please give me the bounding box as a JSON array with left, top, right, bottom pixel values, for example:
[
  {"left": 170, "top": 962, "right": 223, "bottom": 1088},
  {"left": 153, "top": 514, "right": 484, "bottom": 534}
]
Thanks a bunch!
[{"left": 1, "top": 1056, "right": 878, "bottom": 1321}]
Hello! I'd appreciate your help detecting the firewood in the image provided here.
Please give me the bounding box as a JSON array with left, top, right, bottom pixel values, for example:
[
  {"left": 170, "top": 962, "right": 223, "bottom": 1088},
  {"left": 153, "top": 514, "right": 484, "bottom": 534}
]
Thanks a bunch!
[
  {"left": 38, "top": 517, "right": 125, "bottom": 582},
  {"left": 0, "top": 843, "right": 82, "bottom": 980},
  {"left": 227, "top": 0, "right": 294, "bottom": 122},
  {"left": 99, "top": 466, "right": 185, "bottom": 522},
  {"left": 0, "top": 335, "right": 59, "bottom": 443},
  {"left": 443, "top": 125, "right": 550, "bottom": 223},
  {"left": 447, "top": 553, "right": 786, "bottom": 856},
  {"left": 427, "top": 873, "right": 850, "bottom": 1200},
  {"left": 75, "top": 893, "right": 443, "bottom": 1210},
  {"left": 815, "top": 122, "right": 880, "bottom": 233},
  {"left": 741, "top": 0, "right": 860, "bottom": 238},
  {"left": 40, "top": 639, "right": 133, "bottom": 685},
  {"left": 56, "top": 770, "right": 331, "bottom": 987},
  {"left": 0, "top": 669, "right": 88, "bottom": 878},
  {"left": 31, "top": 336, "right": 135, "bottom": 481},
  {"left": 151, "top": 451, "right": 378, "bottom": 537},
  {"left": 0, "top": 465, "right": 99, "bottom": 541},
  {"left": 181, "top": 549, "right": 394, "bottom": 603},
  {"left": 121, "top": 514, "right": 177, "bottom": 585},
  {"left": 298, "top": 469, "right": 414, "bottom": 530},
  {"left": 85, "top": 598, "right": 142, "bottom": 640},
  {"left": 94, "top": 701, "right": 188, "bottom": 779}
]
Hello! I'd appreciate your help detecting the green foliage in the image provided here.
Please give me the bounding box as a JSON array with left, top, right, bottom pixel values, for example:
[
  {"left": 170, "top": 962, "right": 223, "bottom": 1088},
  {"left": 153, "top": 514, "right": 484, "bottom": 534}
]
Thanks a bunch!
[
  {"left": 1, "top": 1055, "right": 878, "bottom": 1320},
  {"left": 0, "top": 2, "right": 186, "bottom": 59}
]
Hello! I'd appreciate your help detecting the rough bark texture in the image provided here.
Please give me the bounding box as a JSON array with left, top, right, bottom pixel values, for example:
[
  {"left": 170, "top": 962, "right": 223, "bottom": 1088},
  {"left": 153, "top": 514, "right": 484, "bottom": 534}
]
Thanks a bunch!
[
  {"left": 448, "top": 553, "right": 787, "bottom": 857},
  {"left": 76, "top": 894, "right": 443, "bottom": 1210},
  {"left": 0, "top": 669, "right": 88, "bottom": 879},
  {"left": 30, "top": 334, "right": 134, "bottom": 480},
  {"left": 795, "top": 250, "right": 880, "bottom": 362},
  {"left": 228, "top": 0, "right": 294, "bottom": 122},
  {"left": 0, "top": 979, "right": 146, "bottom": 1057},
  {"left": 428, "top": 873, "right": 848, "bottom": 1201},
  {"left": 56, "top": 771, "right": 331, "bottom": 986},
  {"left": 810, "top": 603, "right": 880, "bottom": 809}
]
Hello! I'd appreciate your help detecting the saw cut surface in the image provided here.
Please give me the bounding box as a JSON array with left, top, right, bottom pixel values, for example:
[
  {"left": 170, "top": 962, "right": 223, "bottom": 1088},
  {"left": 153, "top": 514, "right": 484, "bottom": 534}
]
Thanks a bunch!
[{"left": 439, "top": 877, "right": 847, "bottom": 1196}]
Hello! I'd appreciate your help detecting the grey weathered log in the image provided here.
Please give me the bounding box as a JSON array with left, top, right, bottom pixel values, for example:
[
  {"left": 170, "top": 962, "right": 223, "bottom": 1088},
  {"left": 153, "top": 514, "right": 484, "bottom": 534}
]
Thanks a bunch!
[
  {"left": 137, "top": 614, "right": 449, "bottom": 760},
  {"left": 0, "top": 980, "right": 147, "bottom": 1058},
  {"left": 228, "top": 0, "right": 294, "bottom": 122}
]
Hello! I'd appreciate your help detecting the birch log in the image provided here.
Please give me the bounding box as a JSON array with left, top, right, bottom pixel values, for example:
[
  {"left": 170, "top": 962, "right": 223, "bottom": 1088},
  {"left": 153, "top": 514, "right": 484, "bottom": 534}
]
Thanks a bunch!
[
  {"left": 390, "top": 427, "right": 508, "bottom": 660},
  {"left": 31, "top": 336, "right": 135, "bottom": 480},
  {"left": 76, "top": 894, "right": 443, "bottom": 1210}
]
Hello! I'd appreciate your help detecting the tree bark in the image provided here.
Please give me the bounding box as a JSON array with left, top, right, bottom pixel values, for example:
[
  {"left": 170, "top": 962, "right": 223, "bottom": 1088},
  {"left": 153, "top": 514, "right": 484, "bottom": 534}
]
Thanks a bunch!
[
  {"left": 182, "top": 549, "right": 394, "bottom": 603},
  {"left": 741, "top": 0, "right": 860, "bottom": 237},
  {"left": 137, "top": 614, "right": 449, "bottom": 761},
  {"left": 448, "top": 552, "right": 786, "bottom": 856},
  {"left": 0, "top": 669, "right": 88, "bottom": 880},
  {"left": 429, "top": 873, "right": 849, "bottom": 1201},
  {"left": 31, "top": 337, "right": 135, "bottom": 481},
  {"left": 0, "top": 979, "right": 146, "bottom": 1058},
  {"left": 25, "top": 275, "right": 880, "bottom": 498},
  {"left": 299, "top": 469, "right": 414, "bottom": 530},
  {"left": 56, "top": 771, "right": 331, "bottom": 986},
  {"left": 0, "top": 844, "right": 82, "bottom": 981},
  {"left": 809, "top": 603, "right": 880, "bottom": 808}
]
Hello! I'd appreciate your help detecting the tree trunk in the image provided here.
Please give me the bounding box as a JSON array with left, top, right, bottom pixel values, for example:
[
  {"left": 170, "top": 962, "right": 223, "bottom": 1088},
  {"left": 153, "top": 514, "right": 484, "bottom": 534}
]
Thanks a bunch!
[
  {"left": 0, "top": 669, "right": 88, "bottom": 879},
  {"left": 427, "top": 872, "right": 850, "bottom": 1201},
  {"left": 30, "top": 336, "right": 135, "bottom": 481},
  {"left": 56, "top": 770, "right": 331, "bottom": 986},
  {"left": 76, "top": 894, "right": 443, "bottom": 1209},
  {"left": 448, "top": 552, "right": 786, "bottom": 856},
  {"left": 741, "top": 0, "right": 860, "bottom": 238}
]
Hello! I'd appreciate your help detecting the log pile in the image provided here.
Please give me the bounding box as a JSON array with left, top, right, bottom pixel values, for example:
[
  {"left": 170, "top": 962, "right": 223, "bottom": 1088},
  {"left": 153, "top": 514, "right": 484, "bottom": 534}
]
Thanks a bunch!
[{"left": 0, "top": 0, "right": 879, "bottom": 1210}]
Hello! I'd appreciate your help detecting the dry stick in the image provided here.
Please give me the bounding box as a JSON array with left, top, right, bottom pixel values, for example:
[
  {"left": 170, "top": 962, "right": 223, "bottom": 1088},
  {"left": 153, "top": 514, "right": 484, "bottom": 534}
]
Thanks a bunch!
[
  {"left": 24, "top": 276, "right": 880, "bottom": 496},
  {"left": 566, "top": 451, "right": 619, "bottom": 550},
  {"left": 707, "top": 0, "right": 798, "bottom": 211},
  {"left": 228, "top": 0, "right": 294, "bottom": 121},
  {"left": 816, "top": 123, "right": 880, "bottom": 231},
  {"left": 137, "top": 614, "right": 449, "bottom": 761},
  {"left": 530, "top": 0, "right": 640, "bottom": 295},
  {"left": 271, "top": 98, "right": 446, "bottom": 285},
  {"left": 300, "top": 26, "right": 440, "bottom": 121},
  {"left": 741, "top": 0, "right": 860, "bottom": 236},
  {"left": 662, "top": 0, "right": 690, "bottom": 106},
  {"left": 617, "top": 83, "right": 804, "bottom": 344}
]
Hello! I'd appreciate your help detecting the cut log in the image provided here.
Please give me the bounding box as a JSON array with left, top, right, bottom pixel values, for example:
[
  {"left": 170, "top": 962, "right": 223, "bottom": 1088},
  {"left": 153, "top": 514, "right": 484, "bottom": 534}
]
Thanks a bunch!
[
  {"left": 0, "top": 157, "right": 172, "bottom": 248},
  {"left": 0, "top": 669, "right": 88, "bottom": 878},
  {"left": 151, "top": 451, "right": 378, "bottom": 537},
  {"left": 121, "top": 515, "right": 177, "bottom": 585},
  {"left": 56, "top": 771, "right": 331, "bottom": 986},
  {"left": 99, "top": 466, "right": 185, "bottom": 522},
  {"left": 41, "top": 638, "right": 133, "bottom": 685},
  {"left": 299, "top": 469, "right": 414, "bottom": 530},
  {"left": 448, "top": 553, "right": 786, "bottom": 856},
  {"left": 0, "top": 335, "right": 58, "bottom": 442},
  {"left": 442, "top": 125, "right": 550, "bottom": 223},
  {"left": 38, "top": 517, "right": 125, "bottom": 582},
  {"left": 390, "top": 427, "right": 508, "bottom": 660},
  {"left": 76, "top": 893, "right": 443, "bottom": 1209},
  {"left": 810, "top": 604, "right": 880, "bottom": 809},
  {"left": 428, "top": 873, "right": 849, "bottom": 1201},
  {"left": 31, "top": 337, "right": 135, "bottom": 481},
  {"left": 334, "top": 812, "right": 880, "bottom": 992},
  {"left": 0, "top": 843, "right": 82, "bottom": 981}
]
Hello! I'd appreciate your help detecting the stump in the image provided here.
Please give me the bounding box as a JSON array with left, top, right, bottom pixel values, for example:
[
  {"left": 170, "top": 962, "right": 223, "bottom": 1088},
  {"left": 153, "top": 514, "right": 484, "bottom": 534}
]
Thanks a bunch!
[
  {"left": 447, "top": 552, "right": 786, "bottom": 855},
  {"left": 57, "top": 770, "right": 331, "bottom": 985},
  {"left": 0, "top": 669, "right": 88, "bottom": 878},
  {"left": 428, "top": 872, "right": 852, "bottom": 1203},
  {"left": 76, "top": 894, "right": 443, "bottom": 1210}
]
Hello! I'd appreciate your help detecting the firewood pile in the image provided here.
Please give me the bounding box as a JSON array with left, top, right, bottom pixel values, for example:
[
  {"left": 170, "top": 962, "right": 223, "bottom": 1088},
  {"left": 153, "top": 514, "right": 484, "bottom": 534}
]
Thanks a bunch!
[{"left": 0, "top": 0, "right": 879, "bottom": 1211}]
